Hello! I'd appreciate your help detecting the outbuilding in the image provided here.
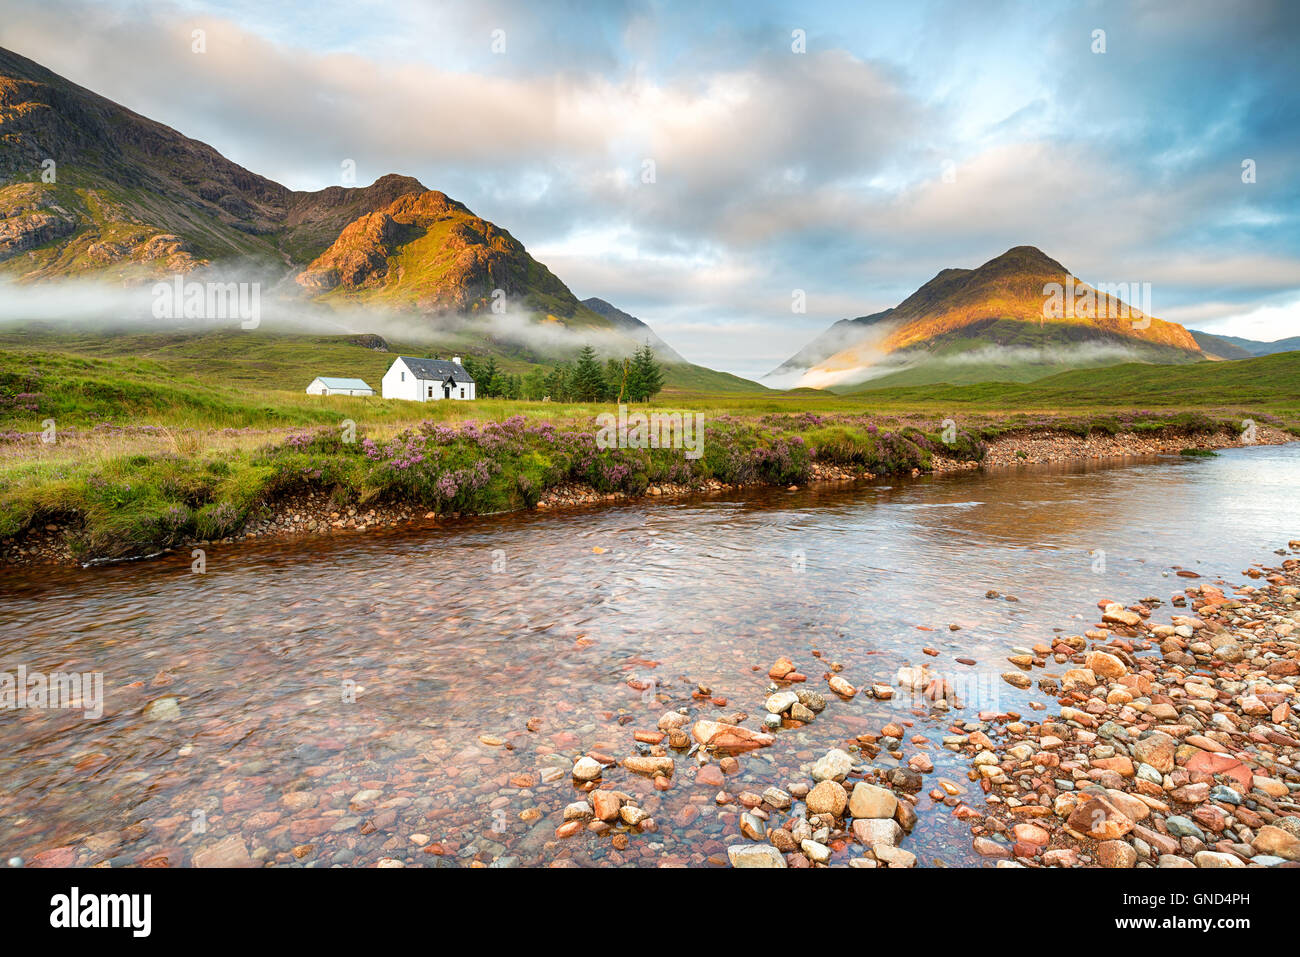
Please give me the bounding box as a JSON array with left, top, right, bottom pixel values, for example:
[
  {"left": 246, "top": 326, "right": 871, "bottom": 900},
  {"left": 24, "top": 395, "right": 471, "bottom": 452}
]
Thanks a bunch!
[
  {"left": 305, "top": 376, "right": 375, "bottom": 396},
  {"left": 381, "top": 356, "right": 476, "bottom": 401}
]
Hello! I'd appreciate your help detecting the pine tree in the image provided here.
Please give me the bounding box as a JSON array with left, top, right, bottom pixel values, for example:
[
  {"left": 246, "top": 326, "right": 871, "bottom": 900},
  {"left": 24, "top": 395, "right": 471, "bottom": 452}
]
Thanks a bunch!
[
  {"left": 631, "top": 343, "right": 664, "bottom": 400},
  {"left": 571, "top": 345, "right": 608, "bottom": 402}
]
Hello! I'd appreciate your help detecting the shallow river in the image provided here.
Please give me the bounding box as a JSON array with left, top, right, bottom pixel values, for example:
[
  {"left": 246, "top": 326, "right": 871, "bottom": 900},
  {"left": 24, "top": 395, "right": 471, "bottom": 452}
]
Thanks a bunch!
[{"left": 2, "top": 443, "right": 1298, "bottom": 867}]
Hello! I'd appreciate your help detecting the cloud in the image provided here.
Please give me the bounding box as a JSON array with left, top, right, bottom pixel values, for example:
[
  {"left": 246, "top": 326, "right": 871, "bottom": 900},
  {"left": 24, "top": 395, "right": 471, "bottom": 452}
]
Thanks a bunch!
[{"left": 2, "top": 0, "right": 1298, "bottom": 374}]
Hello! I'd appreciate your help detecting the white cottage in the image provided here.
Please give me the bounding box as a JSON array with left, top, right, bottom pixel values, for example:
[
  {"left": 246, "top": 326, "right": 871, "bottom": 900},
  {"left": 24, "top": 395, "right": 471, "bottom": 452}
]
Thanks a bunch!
[
  {"left": 381, "top": 356, "right": 476, "bottom": 401},
  {"left": 305, "top": 376, "right": 375, "bottom": 396}
]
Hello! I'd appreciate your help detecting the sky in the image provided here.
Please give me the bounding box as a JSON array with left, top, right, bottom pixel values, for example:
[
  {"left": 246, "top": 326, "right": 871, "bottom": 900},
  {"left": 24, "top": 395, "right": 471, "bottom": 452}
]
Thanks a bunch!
[{"left": 1, "top": 0, "right": 1297, "bottom": 378}]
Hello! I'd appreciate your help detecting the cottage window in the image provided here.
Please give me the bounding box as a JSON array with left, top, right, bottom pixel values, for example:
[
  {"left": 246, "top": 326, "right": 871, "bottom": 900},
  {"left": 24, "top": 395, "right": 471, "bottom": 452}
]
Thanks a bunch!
[{"left": 460, "top": 388, "right": 465, "bottom": 398}]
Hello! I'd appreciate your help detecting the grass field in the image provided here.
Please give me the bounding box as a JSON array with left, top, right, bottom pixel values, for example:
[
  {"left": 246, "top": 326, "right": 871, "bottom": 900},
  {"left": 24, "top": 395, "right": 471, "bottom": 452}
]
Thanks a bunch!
[{"left": 1, "top": 330, "right": 1296, "bottom": 562}]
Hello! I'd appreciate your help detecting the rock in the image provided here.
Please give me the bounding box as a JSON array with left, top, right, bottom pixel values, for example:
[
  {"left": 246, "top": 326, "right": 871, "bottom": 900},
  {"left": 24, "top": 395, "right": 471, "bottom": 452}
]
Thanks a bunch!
[
  {"left": 192, "top": 835, "right": 255, "bottom": 868},
  {"left": 852, "top": 818, "right": 903, "bottom": 847},
  {"left": 565, "top": 801, "right": 594, "bottom": 821},
  {"left": 790, "top": 702, "right": 815, "bottom": 723},
  {"left": 800, "top": 839, "right": 831, "bottom": 864},
  {"left": 657, "top": 711, "right": 688, "bottom": 731},
  {"left": 1194, "top": 851, "right": 1244, "bottom": 868},
  {"left": 1066, "top": 796, "right": 1134, "bottom": 840},
  {"left": 622, "top": 755, "right": 673, "bottom": 777},
  {"left": 973, "top": 836, "right": 1011, "bottom": 859},
  {"left": 848, "top": 783, "right": 898, "bottom": 820},
  {"left": 765, "top": 691, "right": 799, "bottom": 714},
  {"left": 143, "top": 696, "right": 181, "bottom": 721},
  {"left": 1164, "top": 816, "right": 1205, "bottom": 840},
  {"left": 590, "top": 790, "right": 621, "bottom": 822},
  {"left": 828, "top": 675, "right": 856, "bottom": 697},
  {"left": 696, "top": 764, "right": 725, "bottom": 787},
  {"left": 795, "top": 689, "right": 827, "bottom": 712},
  {"left": 874, "top": 845, "right": 916, "bottom": 867},
  {"left": 1085, "top": 650, "right": 1127, "bottom": 678},
  {"left": 740, "top": 812, "right": 766, "bottom": 840},
  {"left": 806, "top": 780, "right": 848, "bottom": 816},
  {"left": 572, "top": 756, "right": 603, "bottom": 781},
  {"left": 692, "top": 720, "right": 774, "bottom": 753},
  {"left": 619, "top": 805, "right": 649, "bottom": 827},
  {"left": 762, "top": 787, "right": 792, "bottom": 809},
  {"left": 1002, "top": 672, "right": 1031, "bottom": 689},
  {"left": 810, "top": 748, "right": 854, "bottom": 782},
  {"left": 1132, "top": 732, "right": 1176, "bottom": 774},
  {"left": 727, "top": 844, "right": 786, "bottom": 868},
  {"left": 1097, "top": 840, "right": 1138, "bottom": 868},
  {"left": 1252, "top": 825, "right": 1300, "bottom": 861},
  {"left": 768, "top": 658, "right": 796, "bottom": 680}
]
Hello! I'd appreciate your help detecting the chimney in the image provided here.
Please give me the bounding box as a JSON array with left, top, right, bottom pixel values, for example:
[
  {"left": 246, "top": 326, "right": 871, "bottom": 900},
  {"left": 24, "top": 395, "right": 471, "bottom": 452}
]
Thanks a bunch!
[{"left": 452, "top": 355, "right": 462, "bottom": 365}]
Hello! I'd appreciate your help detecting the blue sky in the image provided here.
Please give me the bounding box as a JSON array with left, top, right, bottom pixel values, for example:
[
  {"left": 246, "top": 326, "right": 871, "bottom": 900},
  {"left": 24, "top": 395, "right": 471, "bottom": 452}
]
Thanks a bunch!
[{"left": 2, "top": 0, "right": 1297, "bottom": 376}]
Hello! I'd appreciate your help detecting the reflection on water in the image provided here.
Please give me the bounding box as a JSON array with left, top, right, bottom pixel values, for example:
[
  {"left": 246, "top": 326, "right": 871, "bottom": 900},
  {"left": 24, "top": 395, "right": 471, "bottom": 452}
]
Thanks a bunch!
[{"left": 2, "top": 443, "right": 1297, "bottom": 867}]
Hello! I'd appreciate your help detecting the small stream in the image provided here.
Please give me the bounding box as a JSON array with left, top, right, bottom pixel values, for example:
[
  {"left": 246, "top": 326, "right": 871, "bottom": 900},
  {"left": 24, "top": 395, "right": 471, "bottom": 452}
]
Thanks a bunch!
[{"left": 1, "top": 443, "right": 1297, "bottom": 867}]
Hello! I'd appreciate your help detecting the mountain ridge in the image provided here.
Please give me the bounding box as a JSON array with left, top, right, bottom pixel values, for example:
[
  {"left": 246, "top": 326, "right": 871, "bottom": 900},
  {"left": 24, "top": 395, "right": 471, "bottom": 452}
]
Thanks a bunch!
[{"left": 766, "top": 245, "right": 1203, "bottom": 390}]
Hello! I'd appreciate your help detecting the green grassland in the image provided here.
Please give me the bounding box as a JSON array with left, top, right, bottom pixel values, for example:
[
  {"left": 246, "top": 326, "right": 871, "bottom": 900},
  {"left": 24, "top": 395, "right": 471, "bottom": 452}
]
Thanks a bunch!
[{"left": 0, "top": 330, "right": 1296, "bottom": 563}]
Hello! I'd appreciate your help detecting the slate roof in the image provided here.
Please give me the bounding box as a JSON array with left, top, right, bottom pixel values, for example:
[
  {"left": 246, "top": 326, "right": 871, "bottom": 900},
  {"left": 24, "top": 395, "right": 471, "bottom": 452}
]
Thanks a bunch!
[
  {"left": 313, "top": 377, "right": 374, "bottom": 390},
  {"left": 395, "top": 356, "right": 475, "bottom": 384}
]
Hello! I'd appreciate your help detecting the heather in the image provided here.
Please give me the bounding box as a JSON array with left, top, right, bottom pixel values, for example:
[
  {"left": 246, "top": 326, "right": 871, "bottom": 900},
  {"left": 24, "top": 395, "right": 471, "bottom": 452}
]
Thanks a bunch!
[{"left": 0, "top": 413, "right": 981, "bottom": 561}]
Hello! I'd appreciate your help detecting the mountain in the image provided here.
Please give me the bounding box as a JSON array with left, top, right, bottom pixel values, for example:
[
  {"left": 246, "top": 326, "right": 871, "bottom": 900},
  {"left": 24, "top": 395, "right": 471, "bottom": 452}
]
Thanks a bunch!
[
  {"left": 0, "top": 47, "right": 431, "bottom": 278},
  {"left": 295, "top": 189, "right": 602, "bottom": 324},
  {"left": 0, "top": 46, "right": 765, "bottom": 392},
  {"left": 766, "top": 246, "right": 1204, "bottom": 391},
  {"left": 579, "top": 298, "right": 688, "bottom": 363},
  {"left": 1189, "top": 329, "right": 1300, "bottom": 359}
]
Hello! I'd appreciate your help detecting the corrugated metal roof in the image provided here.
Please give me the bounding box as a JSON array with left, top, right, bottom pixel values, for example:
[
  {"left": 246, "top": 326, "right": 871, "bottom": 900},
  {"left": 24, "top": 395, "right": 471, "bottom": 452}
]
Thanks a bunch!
[
  {"left": 394, "top": 356, "right": 475, "bottom": 383},
  {"left": 314, "top": 377, "right": 374, "bottom": 390}
]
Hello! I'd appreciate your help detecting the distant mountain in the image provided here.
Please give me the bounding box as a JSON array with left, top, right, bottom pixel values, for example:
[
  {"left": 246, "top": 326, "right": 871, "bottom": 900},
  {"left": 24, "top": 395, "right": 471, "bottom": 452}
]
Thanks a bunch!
[
  {"left": 579, "top": 298, "right": 688, "bottom": 363},
  {"left": 0, "top": 46, "right": 769, "bottom": 392},
  {"left": 1189, "top": 329, "right": 1300, "bottom": 359},
  {"left": 766, "top": 246, "right": 1203, "bottom": 390}
]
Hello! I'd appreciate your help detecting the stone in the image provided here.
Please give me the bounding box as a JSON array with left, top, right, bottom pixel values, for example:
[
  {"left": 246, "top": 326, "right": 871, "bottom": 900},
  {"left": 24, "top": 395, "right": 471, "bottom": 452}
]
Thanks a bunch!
[
  {"left": 848, "top": 783, "right": 898, "bottom": 820},
  {"left": 800, "top": 839, "right": 831, "bottom": 864},
  {"left": 727, "top": 844, "right": 786, "bottom": 868},
  {"left": 192, "top": 835, "right": 255, "bottom": 868},
  {"left": 828, "top": 675, "right": 856, "bottom": 697},
  {"left": 1085, "top": 650, "right": 1127, "bottom": 678},
  {"left": 1132, "top": 731, "right": 1176, "bottom": 774},
  {"left": 874, "top": 845, "right": 916, "bottom": 867},
  {"left": 1066, "top": 796, "right": 1134, "bottom": 840},
  {"left": 765, "top": 691, "right": 799, "bottom": 714},
  {"left": 1252, "top": 825, "right": 1300, "bottom": 861},
  {"left": 806, "top": 780, "right": 848, "bottom": 816},
  {"left": 810, "top": 748, "right": 854, "bottom": 782},
  {"left": 852, "top": 818, "right": 903, "bottom": 847},
  {"left": 622, "top": 755, "right": 673, "bottom": 777},
  {"left": 1193, "top": 851, "right": 1244, "bottom": 868},
  {"left": 572, "top": 756, "right": 603, "bottom": 781},
  {"left": 692, "top": 720, "right": 774, "bottom": 753},
  {"left": 1097, "top": 840, "right": 1137, "bottom": 868}
]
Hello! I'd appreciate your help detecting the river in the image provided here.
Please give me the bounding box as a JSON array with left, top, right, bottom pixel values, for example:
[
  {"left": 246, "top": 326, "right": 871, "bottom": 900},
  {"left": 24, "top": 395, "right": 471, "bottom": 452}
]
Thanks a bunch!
[{"left": 2, "top": 442, "right": 1297, "bottom": 867}]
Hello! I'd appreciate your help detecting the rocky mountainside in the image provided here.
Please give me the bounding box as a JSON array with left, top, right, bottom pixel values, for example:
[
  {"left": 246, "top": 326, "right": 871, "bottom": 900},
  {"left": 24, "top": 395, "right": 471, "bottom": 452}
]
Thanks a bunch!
[
  {"left": 0, "top": 47, "right": 437, "bottom": 280},
  {"left": 766, "top": 246, "right": 1203, "bottom": 390},
  {"left": 295, "top": 189, "right": 600, "bottom": 322}
]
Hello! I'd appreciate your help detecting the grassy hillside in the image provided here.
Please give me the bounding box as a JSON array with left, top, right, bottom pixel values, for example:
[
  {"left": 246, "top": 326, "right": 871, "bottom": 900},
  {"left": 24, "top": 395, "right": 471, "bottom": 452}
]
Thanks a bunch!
[{"left": 854, "top": 350, "right": 1300, "bottom": 416}]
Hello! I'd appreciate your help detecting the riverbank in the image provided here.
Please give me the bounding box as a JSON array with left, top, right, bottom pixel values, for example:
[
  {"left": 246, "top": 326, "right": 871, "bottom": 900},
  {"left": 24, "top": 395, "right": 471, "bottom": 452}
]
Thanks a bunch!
[
  {"left": 0, "top": 417, "right": 1293, "bottom": 567},
  {"left": 958, "top": 546, "right": 1300, "bottom": 868}
]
